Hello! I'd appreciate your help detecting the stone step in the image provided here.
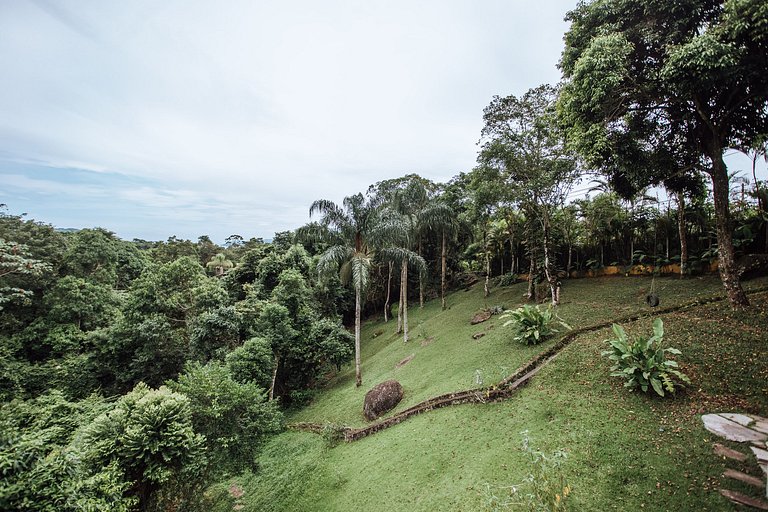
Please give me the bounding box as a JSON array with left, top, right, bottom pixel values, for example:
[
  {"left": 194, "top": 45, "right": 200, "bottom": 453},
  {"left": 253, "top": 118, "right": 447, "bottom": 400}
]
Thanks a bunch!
[
  {"left": 719, "top": 489, "right": 768, "bottom": 510},
  {"left": 723, "top": 469, "right": 764, "bottom": 489},
  {"left": 752, "top": 446, "right": 768, "bottom": 465},
  {"left": 714, "top": 443, "right": 748, "bottom": 462}
]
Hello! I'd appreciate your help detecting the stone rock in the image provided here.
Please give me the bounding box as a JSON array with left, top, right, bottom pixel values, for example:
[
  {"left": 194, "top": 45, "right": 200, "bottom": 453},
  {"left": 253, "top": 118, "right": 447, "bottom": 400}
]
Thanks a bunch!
[
  {"left": 470, "top": 310, "right": 492, "bottom": 325},
  {"left": 753, "top": 421, "right": 768, "bottom": 435},
  {"left": 363, "top": 380, "right": 404, "bottom": 421},
  {"left": 713, "top": 443, "right": 748, "bottom": 462},
  {"left": 703, "top": 414, "right": 768, "bottom": 443},
  {"left": 472, "top": 332, "right": 485, "bottom": 340}
]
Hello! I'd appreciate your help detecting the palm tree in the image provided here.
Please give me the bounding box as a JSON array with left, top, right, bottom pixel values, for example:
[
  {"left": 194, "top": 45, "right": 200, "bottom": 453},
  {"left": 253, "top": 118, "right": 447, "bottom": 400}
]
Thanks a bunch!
[
  {"left": 420, "top": 202, "right": 460, "bottom": 310},
  {"left": 206, "top": 253, "right": 234, "bottom": 277},
  {"left": 307, "top": 193, "right": 424, "bottom": 385}
]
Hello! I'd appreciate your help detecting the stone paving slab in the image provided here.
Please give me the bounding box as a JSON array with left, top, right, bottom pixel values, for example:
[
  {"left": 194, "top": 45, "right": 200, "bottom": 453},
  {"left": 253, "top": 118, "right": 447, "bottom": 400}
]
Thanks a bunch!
[
  {"left": 703, "top": 414, "right": 768, "bottom": 443},
  {"left": 723, "top": 413, "right": 757, "bottom": 426},
  {"left": 752, "top": 446, "right": 768, "bottom": 465}
]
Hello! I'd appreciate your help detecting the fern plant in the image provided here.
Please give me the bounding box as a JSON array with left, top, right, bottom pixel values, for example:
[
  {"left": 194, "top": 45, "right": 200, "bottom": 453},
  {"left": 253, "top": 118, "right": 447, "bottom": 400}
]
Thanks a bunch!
[
  {"left": 502, "top": 304, "right": 570, "bottom": 345},
  {"left": 601, "top": 318, "right": 690, "bottom": 397}
]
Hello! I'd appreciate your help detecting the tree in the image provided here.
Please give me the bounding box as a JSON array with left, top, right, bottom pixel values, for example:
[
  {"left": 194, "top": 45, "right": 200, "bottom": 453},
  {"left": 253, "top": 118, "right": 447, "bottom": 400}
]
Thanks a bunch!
[
  {"left": 168, "top": 362, "right": 283, "bottom": 473},
  {"left": 205, "top": 253, "right": 234, "bottom": 277},
  {"left": 559, "top": 0, "right": 768, "bottom": 307},
  {"left": 0, "top": 238, "right": 51, "bottom": 310},
  {"left": 83, "top": 383, "right": 205, "bottom": 511},
  {"left": 479, "top": 85, "right": 578, "bottom": 306},
  {"left": 307, "top": 193, "right": 421, "bottom": 386}
]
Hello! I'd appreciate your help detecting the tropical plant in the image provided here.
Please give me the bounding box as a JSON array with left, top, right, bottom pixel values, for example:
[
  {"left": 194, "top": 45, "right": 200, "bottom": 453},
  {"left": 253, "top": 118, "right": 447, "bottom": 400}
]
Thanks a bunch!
[
  {"left": 82, "top": 383, "right": 206, "bottom": 511},
  {"left": 601, "top": 318, "right": 690, "bottom": 397},
  {"left": 206, "top": 252, "right": 234, "bottom": 276},
  {"left": 502, "top": 304, "right": 569, "bottom": 345},
  {"left": 305, "top": 193, "right": 423, "bottom": 385},
  {"left": 168, "top": 362, "right": 283, "bottom": 473}
]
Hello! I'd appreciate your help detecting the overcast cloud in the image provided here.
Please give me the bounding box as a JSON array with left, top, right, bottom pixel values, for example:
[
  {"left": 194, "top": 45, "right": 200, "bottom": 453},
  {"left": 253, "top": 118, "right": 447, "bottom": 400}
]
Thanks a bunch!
[{"left": 2, "top": 1, "right": 763, "bottom": 242}]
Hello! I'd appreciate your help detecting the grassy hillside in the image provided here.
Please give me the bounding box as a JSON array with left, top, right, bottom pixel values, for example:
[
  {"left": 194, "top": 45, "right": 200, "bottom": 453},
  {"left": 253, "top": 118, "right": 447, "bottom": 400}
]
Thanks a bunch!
[{"left": 209, "top": 275, "right": 768, "bottom": 511}]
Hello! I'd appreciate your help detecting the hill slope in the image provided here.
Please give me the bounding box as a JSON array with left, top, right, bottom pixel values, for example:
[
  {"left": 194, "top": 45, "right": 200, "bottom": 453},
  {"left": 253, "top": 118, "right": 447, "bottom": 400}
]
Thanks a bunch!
[{"left": 209, "top": 275, "right": 768, "bottom": 511}]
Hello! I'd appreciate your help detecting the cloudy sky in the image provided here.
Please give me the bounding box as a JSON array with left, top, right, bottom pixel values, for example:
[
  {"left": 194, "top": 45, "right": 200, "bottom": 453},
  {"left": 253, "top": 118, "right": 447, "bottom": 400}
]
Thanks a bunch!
[{"left": 1, "top": 1, "right": 764, "bottom": 243}]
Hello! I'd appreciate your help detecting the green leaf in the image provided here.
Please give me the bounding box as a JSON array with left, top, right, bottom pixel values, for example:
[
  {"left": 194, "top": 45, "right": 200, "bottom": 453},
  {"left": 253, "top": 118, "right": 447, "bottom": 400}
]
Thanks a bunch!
[{"left": 650, "top": 377, "right": 664, "bottom": 397}]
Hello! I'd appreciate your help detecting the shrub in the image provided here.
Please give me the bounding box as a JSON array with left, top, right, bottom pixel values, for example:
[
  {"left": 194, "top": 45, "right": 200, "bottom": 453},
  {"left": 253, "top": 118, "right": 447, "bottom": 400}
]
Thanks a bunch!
[
  {"left": 225, "top": 336, "right": 274, "bottom": 389},
  {"left": 0, "top": 392, "right": 134, "bottom": 512},
  {"left": 168, "top": 362, "right": 283, "bottom": 473},
  {"left": 498, "top": 273, "right": 518, "bottom": 286},
  {"left": 480, "top": 432, "right": 571, "bottom": 511},
  {"left": 502, "top": 305, "right": 569, "bottom": 345},
  {"left": 601, "top": 318, "right": 690, "bottom": 397},
  {"left": 82, "top": 383, "right": 206, "bottom": 511}
]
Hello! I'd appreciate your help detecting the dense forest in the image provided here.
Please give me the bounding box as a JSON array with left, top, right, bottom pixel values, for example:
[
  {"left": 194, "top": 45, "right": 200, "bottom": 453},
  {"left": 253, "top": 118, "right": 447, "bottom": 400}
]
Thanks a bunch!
[
  {"left": 2, "top": 0, "right": 768, "bottom": 509},
  {"left": 1, "top": 157, "right": 765, "bottom": 509}
]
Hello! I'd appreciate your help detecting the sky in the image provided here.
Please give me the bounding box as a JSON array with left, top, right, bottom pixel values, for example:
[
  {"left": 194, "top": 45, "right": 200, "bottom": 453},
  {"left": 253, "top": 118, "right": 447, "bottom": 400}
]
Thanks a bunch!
[{"left": 1, "top": 1, "right": 765, "bottom": 243}]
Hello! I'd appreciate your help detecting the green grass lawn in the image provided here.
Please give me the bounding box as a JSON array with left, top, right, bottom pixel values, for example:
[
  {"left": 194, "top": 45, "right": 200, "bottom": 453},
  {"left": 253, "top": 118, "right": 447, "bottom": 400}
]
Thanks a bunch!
[{"left": 208, "top": 275, "right": 768, "bottom": 511}]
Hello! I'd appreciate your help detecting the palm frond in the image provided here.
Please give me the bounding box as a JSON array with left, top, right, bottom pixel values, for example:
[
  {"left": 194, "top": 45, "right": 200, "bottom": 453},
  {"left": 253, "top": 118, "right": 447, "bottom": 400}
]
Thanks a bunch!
[
  {"left": 378, "top": 247, "right": 427, "bottom": 276},
  {"left": 310, "top": 199, "right": 349, "bottom": 230},
  {"left": 317, "top": 245, "right": 354, "bottom": 277},
  {"left": 295, "top": 222, "right": 333, "bottom": 244},
  {"left": 350, "top": 253, "right": 372, "bottom": 293}
]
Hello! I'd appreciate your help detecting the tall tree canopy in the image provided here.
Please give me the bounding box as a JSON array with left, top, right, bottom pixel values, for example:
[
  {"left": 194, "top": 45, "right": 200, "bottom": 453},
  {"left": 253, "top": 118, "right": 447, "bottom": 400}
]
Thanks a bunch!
[
  {"left": 558, "top": 0, "right": 768, "bottom": 307},
  {"left": 480, "top": 84, "right": 578, "bottom": 305}
]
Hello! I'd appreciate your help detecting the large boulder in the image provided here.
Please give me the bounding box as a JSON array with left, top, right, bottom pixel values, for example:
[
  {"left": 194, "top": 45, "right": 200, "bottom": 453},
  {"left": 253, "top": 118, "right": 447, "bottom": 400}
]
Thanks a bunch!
[{"left": 363, "top": 380, "right": 404, "bottom": 421}]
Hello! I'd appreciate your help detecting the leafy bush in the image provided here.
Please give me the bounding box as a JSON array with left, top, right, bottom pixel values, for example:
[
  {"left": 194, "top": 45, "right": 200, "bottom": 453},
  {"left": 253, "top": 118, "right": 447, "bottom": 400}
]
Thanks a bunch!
[
  {"left": 502, "top": 305, "right": 569, "bottom": 345},
  {"left": 168, "top": 362, "right": 283, "bottom": 473},
  {"left": 0, "top": 392, "right": 135, "bottom": 512},
  {"left": 225, "top": 336, "right": 274, "bottom": 388},
  {"left": 498, "top": 273, "right": 518, "bottom": 286},
  {"left": 83, "top": 383, "right": 206, "bottom": 511},
  {"left": 601, "top": 318, "right": 690, "bottom": 396},
  {"left": 489, "top": 304, "right": 506, "bottom": 315}
]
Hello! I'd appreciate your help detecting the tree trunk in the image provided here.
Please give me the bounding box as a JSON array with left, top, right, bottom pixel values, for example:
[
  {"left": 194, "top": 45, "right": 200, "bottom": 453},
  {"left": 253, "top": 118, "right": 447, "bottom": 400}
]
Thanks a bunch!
[
  {"left": 396, "top": 264, "right": 404, "bottom": 334},
  {"left": 677, "top": 191, "right": 688, "bottom": 278},
  {"left": 384, "top": 261, "right": 393, "bottom": 322},
  {"left": 483, "top": 231, "right": 490, "bottom": 298},
  {"left": 269, "top": 353, "right": 279, "bottom": 400},
  {"left": 527, "top": 256, "right": 536, "bottom": 301},
  {"left": 542, "top": 215, "right": 559, "bottom": 307},
  {"left": 567, "top": 244, "right": 573, "bottom": 277},
  {"left": 401, "top": 259, "right": 409, "bottom": 342},
  {"left": 441, "top": 231, "right": 447, "bottom": 310},
  {"left": 418, "top": 238, "right": 424, "bottom": 308},
  {"left": 354, "top": 287, "right": 362, "bottom": 387},
  {"left": 709, "top": 149, "right": 749, "bottom": 307},
  {"left": 752, "top": 151, "right": 768, "bottom": 253},
  {"left": 507, "top": 230, "right": 516, "bottom": 275}
]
